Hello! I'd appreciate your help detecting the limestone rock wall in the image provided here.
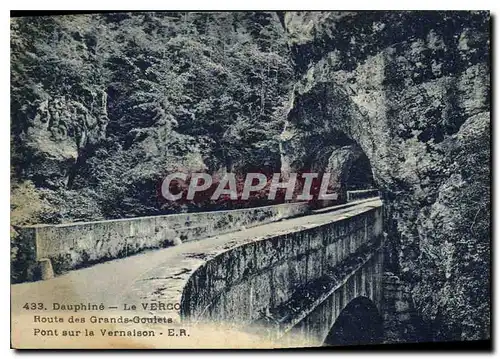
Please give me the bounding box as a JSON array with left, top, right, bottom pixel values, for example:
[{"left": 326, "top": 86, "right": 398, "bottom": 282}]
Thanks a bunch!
[
  {"left": 281, "top": 11, "right": 490, "bottom": 340},
  {"left": 21, "top": 93, "right": 109, "bottom": 189}
]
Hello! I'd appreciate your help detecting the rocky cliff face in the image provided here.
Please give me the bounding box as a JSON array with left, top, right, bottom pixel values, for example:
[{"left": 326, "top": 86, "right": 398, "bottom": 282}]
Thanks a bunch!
[
  {"left": 11, "top": 11, "right": 490, "bottom": 341},
  {"left": 281, "top": 11, "right": 490, "bottom": 340},
  {"left": 10, "top": 12, "right": 293, "bottom": 222},
  {"left": 21, "top": 93, "right": 109, "bottom": 189}
]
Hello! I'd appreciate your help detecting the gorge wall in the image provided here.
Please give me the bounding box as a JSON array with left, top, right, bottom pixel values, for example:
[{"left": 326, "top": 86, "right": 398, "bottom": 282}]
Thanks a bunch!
[
  {"left": 11, "top": 11, "right": 490, "bottom": 342},
  {"left": 280, "top": 11, "right": 490, "bottom": 341}
]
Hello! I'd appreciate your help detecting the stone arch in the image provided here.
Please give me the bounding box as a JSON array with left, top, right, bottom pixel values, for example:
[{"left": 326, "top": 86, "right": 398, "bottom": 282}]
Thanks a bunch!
[
  {"left": 280, "top": 82, "right": 380, "bottom": 206},
  {"left": 323, "top": 143, "right": 376, "bottom": 203},
  {"left": 323, "top": 296, "right": 384, "bottom": 347},
  {"left": 344, "top": 152, "right": 375, "bottom": 191}
]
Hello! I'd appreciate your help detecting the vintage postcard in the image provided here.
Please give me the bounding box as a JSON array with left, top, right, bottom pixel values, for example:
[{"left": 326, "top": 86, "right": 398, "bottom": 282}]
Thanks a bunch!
[{"left": 10, "top": 10, "right": 491, "bottom": 349}]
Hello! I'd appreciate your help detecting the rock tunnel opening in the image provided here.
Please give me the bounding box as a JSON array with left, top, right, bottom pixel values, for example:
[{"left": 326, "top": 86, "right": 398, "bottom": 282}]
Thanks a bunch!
[
  {"left": 345, "top": 152, "right": 376, "bottom": 191},
  {"left": 314, "top": 137, "right": 377, "bottom": 206},
  {"left": 323, "top": 296, "right": 384, "bottom": 347},
  {"left": 281, "top": 82, "right": 380, "bottom": 207}
]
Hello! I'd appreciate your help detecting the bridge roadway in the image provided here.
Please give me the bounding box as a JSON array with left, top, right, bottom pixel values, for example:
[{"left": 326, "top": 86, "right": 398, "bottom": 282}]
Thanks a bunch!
[{"left": 11, "top": 198, "right": 381, "bottom": 318}]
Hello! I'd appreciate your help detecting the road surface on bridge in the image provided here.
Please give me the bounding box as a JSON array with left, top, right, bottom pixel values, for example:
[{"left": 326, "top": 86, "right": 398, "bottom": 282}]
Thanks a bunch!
[{"left": 11, "top": 198, "right": 382, "bottom": 315}]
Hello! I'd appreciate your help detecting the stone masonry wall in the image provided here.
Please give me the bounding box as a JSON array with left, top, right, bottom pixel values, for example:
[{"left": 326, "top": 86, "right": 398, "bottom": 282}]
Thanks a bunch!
[
  {"left": 382, "top": 272, "right": 424, "bottom": 343},
  {"left": 180, "top": 203, "right": 383, "bottom": 337},
  {"left": 14, "top": 202, "right": 310, "bottom": 282}
]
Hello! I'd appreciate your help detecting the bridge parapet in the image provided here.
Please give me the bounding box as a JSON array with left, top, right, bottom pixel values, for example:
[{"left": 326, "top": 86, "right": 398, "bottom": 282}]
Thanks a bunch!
[
  {"left": 11, "top": 198, "right": 384, "bottom": 348},
  {"left": 347, "top": 189, "right": 380, "bottom": 202},
  {"left": 179, "top": 199, "right": 384, "bottom": 345},
  {"left": 13, "top": 202, "right": 310, "bottom": 282}
]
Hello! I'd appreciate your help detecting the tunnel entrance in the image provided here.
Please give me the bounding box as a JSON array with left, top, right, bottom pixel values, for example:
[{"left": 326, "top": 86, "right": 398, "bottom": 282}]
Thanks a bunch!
[
  {"left": 318, "top": 141, "right": 376, "bottom": 205},
  {"left": 345, "top": 152, "right": 375, "bottom": 191},
  {"left": 323, "top": 297, "right": 384, "bottom": 347}
]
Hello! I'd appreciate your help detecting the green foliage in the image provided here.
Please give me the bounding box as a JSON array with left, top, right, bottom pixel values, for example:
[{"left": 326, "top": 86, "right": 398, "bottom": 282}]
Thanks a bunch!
[
  {"left": 10, "top": 180, "right": 48, "bottom": 227},
  {"left": 11, "top": 12, "right": 294, "bottom": 222},
  {"left": 10, "top": 180, "right": 53, "bottom": 282},
  {"left": 444, "top": 116, "right": 490, "bottom": 340},
  {"left": 402, "top": 114, "right": 490, "bottom": 341}
]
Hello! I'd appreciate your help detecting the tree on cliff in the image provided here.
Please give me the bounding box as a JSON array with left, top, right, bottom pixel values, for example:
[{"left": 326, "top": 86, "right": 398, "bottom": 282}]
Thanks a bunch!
[{"left": 10, "top": 12, "right": 293, "bottom": 222}]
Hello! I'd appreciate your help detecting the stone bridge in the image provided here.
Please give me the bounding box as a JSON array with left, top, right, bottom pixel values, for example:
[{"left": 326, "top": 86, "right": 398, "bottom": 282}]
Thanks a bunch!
[{"left": 12, "top": 197, "right": 404, "bottom": 348}]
